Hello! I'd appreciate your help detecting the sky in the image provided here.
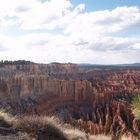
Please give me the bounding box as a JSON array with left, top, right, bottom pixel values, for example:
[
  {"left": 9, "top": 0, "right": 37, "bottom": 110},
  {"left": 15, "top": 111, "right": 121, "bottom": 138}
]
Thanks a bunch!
[{"left": 0, "top": 0, "right": 140, "bottom": 64}]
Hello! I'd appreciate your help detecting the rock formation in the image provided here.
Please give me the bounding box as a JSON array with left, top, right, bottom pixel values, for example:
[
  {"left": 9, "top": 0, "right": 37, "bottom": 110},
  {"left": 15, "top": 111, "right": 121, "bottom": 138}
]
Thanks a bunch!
[{"left": 0, "top": 63, "right": 140, "bottom": 139}]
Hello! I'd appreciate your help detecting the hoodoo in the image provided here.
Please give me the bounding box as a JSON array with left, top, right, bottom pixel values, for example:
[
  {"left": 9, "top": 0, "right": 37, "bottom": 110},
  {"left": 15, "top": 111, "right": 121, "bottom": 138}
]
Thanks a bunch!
[{"left": 0, "top": 62, "right": 140, "bottom": 139}]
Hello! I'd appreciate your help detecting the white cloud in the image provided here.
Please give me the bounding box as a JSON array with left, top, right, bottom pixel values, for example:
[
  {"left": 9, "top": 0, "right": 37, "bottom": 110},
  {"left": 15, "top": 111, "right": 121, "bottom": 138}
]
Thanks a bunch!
[
  {"left": 0, "top": 0, "right": 140, "bottom": 64},
  {"left": 0, "top": 0, "right": 140, "bottom": 31}
]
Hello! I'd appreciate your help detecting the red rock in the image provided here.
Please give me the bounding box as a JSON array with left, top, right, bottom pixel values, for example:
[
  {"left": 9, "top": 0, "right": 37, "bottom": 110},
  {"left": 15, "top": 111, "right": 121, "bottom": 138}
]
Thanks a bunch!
[{"left": 0, "top": 63, "right": 140, "bottom": 139}]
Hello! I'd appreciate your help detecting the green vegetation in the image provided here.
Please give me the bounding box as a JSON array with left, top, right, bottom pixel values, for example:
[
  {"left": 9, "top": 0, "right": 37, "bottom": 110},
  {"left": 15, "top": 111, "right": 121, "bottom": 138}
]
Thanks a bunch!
[
  {"left": 0, "top": 60, "right": 33, "bottom": 67},
  {"left": 132, "top": 94, "right": 140, "bottom": 119}
]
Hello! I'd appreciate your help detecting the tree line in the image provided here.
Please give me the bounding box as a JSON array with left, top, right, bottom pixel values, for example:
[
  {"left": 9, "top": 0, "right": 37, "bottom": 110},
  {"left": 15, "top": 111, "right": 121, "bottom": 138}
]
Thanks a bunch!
[{"left": 0, "top": 60, "right": 33, "bottom": 67}]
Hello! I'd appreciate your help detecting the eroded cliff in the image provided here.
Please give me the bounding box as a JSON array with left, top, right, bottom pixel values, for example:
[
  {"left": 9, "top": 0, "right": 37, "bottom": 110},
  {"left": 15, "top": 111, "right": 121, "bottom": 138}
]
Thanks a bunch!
[{"left": 0, "top": 63, "right": 140, "bottom": 139}]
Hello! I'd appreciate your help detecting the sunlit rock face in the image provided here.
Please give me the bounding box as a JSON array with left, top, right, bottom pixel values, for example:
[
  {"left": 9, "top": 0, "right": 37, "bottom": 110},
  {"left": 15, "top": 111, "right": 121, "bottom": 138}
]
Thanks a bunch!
[{"left": 0, "top": 63, "right": 140, "bottom": 139}]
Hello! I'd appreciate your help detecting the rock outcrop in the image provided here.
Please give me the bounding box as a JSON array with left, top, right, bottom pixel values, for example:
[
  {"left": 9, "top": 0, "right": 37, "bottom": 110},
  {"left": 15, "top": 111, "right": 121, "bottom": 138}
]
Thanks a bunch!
[{"left": 0, "top": 63, "right": 140, "bottom": 139}]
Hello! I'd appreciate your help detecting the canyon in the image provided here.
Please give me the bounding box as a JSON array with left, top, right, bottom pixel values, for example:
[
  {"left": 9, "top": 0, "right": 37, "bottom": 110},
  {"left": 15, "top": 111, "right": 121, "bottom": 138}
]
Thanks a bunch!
[{"left": 0, "top": 62, "right": 140, "bottom": 139}]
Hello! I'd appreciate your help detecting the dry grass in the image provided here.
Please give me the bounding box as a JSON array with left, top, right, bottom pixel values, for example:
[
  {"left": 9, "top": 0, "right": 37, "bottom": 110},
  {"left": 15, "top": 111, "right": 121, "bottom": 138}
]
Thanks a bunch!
[
  {"left": 121, "top": 136, "right": 132, "bottom": 140},
  {"left": 0, "top": 110, "right": 133, "bottom": 140},
  {"left": 63, "top": 125, "right": 132, "bottom": 140},
  {"left": 0, "top": 110, "right": 16, "bottom": 127},
  {"left": 88, "top": 135, "right": 112, "bottom": 140},
  {"left": 63, "top": 127, "right": 112, "bottom": 140},
  {"left": 0, "top": 111, "right": 68, "bottom": 140},
  {"left": 63, "top": 127, "right": 88, "bottom": 140},
  {"left": 13, "top": 115, "right": 57, "bottom": 131},
  {"left": 13, "top": 115, "right": 68, "bottom": 140}
]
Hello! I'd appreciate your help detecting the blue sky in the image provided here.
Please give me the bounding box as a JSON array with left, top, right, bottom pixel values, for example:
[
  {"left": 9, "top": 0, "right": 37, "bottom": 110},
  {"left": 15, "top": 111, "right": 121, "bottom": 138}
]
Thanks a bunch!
[
  {"left": 73, "top": 0, "right": 140, "bottom": 10},
  {"left": 0, "top": 0, "right": 140, "bottom": 64}
]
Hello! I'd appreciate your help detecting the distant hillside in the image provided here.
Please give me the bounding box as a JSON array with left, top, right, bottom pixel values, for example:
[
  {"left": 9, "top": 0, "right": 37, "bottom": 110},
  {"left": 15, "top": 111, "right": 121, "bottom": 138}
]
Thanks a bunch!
[
  {"left": 118, "top": 63, "right": 140, "bottom": 67},
  {"left": 78, "top": 63, "right": 140, "bottom": 69}
]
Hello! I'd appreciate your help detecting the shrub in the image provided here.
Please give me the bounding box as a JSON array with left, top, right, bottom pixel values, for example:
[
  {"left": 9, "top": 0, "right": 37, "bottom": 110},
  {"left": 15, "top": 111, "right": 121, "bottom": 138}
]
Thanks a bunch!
[{"left": 132, "top": 94, "right": 140, "bottom": 119}]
